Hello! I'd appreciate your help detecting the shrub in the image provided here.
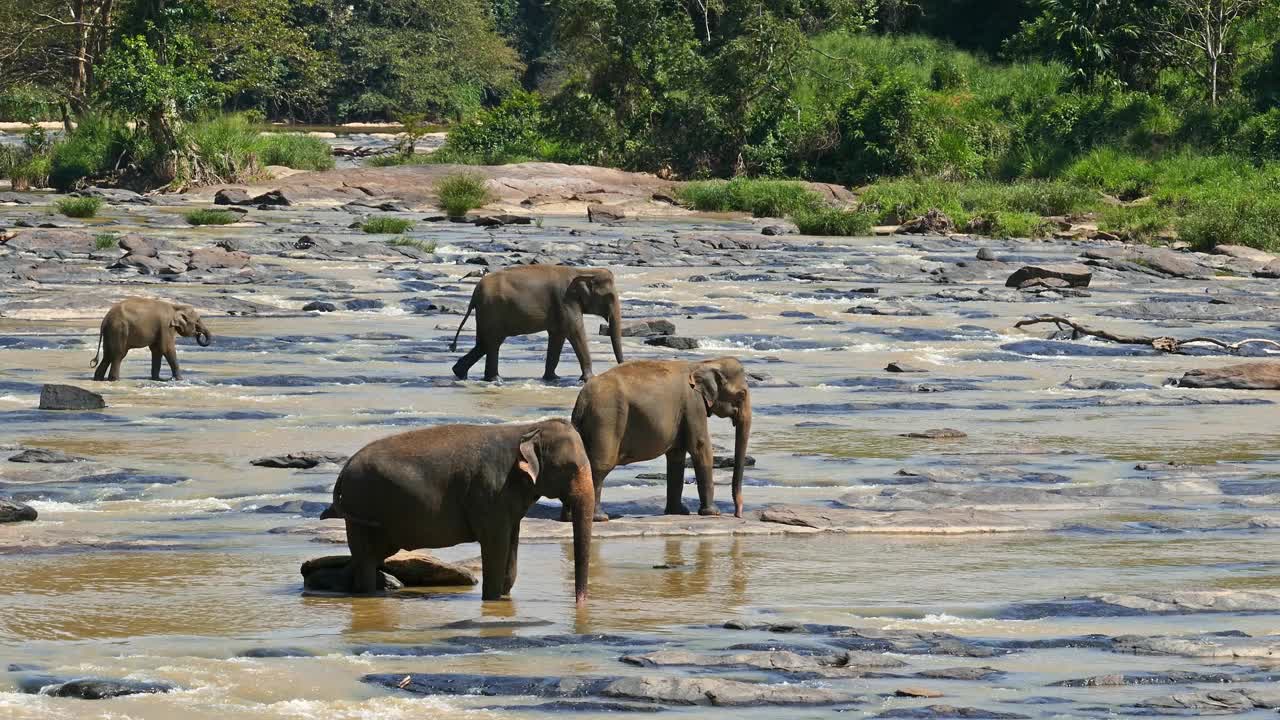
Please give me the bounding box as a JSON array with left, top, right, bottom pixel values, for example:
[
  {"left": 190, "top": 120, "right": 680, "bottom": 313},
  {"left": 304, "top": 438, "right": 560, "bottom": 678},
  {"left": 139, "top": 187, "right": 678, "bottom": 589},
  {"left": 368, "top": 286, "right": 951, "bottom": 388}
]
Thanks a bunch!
[
  {"left": 48, "top": 115, "right": 133, "bottom": 191},
  {"left": 361, "top": 216, "right": 414, "bottom": 234},
  {"left": 188, "top": 114, "right": 261, "bottom": 182},
  {"left": 56, "top": 196, "right": 103, "bottom": 218},
  {"left": 994, "top": 181, "right": 1098, "bottom": 215},
  {"left": 184, "top": 209, "right": 238, "bottom": 225},
  {"left": 434, "top": 173, "right": 492, "bottom": 217},
  {"left": 792, "top": 207, "right": 875, "bottom": 236},
  {"left": 1177, "top": 194, "right": 1280, "bottom": 252},
  {"left": 94, "top": 233, "right": 117, "bottom": 249},
  {"left": 445, "top": 91, "right": 547, "bottom": 164},
  {"left": 388, "top": 237, "right": 437, "bottom": 252},
  {"left": 967, "top": 210, "right": 1051, "bottom": 239},
  {"left": 1064, "top": 148, "right": 1156, "bottom": 200},
  {"left": 256, "top": 133, "right": 334, "bottom": 171},
  {"left": 1098, "top": 203, "right": 1176, "bottom": 243},
  {"left": 678, "top": 179, "right": 825, "bottom": 218}
]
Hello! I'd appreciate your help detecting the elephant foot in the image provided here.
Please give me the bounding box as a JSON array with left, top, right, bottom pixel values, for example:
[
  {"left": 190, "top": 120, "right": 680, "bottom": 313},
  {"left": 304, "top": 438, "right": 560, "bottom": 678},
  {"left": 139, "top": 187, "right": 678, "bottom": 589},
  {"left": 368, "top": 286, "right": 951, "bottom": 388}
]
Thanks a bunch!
[
  {"left": 664, "top": 504, "right": 691, "bottom": 516},
  {"left": 698, "top": 505, "right": 721, "bottom": 517},
  {"left": 593, "top": 510, "right": 609, "bottom": 523},
  {"left": 542, "top": 373, "right": 561, "bottom": 382},
  {"left": 483, "top": 375, "right": 502, "bottom": 382},
  {"left": 451, "top": 364, "right": 467, "bottom": 380}
]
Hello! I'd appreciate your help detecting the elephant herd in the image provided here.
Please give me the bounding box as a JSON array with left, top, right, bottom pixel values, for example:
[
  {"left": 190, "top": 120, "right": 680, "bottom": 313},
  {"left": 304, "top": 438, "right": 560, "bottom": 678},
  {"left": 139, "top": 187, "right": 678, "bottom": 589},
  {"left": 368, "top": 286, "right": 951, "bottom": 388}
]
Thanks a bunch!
[{"left": 88, "top": 265, "right": 753, "bottom": 606}]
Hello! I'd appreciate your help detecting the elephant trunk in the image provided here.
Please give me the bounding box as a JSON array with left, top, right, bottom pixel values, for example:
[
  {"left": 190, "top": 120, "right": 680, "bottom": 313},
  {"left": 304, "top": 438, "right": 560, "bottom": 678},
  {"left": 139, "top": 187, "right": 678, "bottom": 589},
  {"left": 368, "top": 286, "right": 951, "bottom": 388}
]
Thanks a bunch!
[
  {"left": 608, "top": 298, "right": 623, "bottom": 365},
  {"left": 731, "top": 394, "right": 751, "bottom": 518},
  {"left": 569, "top": 463, "right": 594, "bottom": 605},
  {"left": 195, "top": 323, "right": 212, "bottom": 347}
]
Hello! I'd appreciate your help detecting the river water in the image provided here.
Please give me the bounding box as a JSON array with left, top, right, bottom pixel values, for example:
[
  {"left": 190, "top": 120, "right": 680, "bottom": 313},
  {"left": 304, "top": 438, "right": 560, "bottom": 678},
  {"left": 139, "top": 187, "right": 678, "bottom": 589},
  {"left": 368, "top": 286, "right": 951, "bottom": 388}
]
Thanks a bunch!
[{"left": 1, "top": 189, "right": 1279, "bottom": 718}]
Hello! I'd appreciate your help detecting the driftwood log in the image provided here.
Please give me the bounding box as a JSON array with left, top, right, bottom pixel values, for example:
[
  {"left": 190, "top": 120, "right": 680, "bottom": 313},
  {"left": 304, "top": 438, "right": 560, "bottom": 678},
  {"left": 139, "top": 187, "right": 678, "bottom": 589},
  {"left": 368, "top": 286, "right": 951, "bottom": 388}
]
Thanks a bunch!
[
  {"left": 1014, "top": 315, "right": 1280, "bottom": 354},
  {"left": 332, "top": 146, "right": 393, "bottom": 158}
]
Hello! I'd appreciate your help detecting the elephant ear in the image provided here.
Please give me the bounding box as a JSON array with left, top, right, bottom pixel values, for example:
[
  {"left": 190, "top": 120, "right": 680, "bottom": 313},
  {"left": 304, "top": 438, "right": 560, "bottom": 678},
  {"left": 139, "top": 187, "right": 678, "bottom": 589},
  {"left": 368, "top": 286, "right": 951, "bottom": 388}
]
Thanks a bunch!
[
  {"left": 566, "top": 274, "right": 597, "bottom": 304},
  {"left": 689, "top": 364, "right": 721, "bottom": 414},
  {"left": 169, "top": 308, "right": 190, "bottom": 332},
  {"left": 517, "top": 429, "right": 542, "bottom": 485}
]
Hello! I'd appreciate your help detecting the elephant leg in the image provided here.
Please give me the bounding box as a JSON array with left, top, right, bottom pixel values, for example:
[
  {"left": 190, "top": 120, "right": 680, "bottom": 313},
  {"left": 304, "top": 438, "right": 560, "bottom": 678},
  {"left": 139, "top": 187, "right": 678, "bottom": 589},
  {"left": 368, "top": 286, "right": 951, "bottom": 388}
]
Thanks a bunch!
[
  {"left": 453, "top": 344, "right": 485, "bottom": 380},
  {"left": 93, "top": 350, "right": 109, "bottom": 381},
  {"left": 479, "top": 527, "right": 513, "bottom": 600},
  {"left": 108, "top": 348, "right": 128, "bottom": 382},
  {"left": 164, "top": 345, "right": 181, "bottom": 381},
  {"left": 543, "top": 333, "right": 565, "bottom": 381},
  {"left": 482, "top": 339, "right": 503, "bottom": 382},
  {"left": 150, "top": 345, "right": 163, "bottom": 381},
  {"left": 347, "top": 524, "right": 390, "bottom": 594},
  {"left": 503, "top": 525, "right": 520, "bottom": 596},
  {"left": 665, "top": 448, "right": 691, "bottom": 515},
  {"left": 690, "top": 440, "right": 719, "bottom": 516},
  {"left": 566, "top": 321, "right": 593, "bottom": 381}
]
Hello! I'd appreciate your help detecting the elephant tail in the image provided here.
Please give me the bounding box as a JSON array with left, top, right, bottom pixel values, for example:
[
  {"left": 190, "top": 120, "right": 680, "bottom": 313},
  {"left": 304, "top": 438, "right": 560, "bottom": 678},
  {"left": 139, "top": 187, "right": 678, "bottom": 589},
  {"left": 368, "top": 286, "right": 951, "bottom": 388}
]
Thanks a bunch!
[
  {"left": 448, "top": 289, "right": 478, "bottom": 352},
  {"left": 320, "top": 471, "right": 381, "bottom": 526},
  {"left": 89, "top": 329, "right": 103, "bottom": 368}
]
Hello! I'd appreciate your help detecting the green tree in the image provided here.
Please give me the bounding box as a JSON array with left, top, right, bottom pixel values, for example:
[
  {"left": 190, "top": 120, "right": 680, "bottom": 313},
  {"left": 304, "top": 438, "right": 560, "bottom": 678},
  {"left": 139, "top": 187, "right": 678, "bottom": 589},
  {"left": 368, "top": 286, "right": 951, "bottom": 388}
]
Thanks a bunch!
[{"left": 1008, "top": 0, "right": 1156, "bottom": 88}]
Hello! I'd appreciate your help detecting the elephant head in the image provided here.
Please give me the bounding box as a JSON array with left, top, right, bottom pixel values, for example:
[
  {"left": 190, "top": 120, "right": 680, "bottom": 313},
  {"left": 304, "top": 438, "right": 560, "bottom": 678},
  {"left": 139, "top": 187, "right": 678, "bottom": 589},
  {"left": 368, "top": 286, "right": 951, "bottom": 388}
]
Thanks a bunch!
[
  {"left": 171, "top": 304, "right": 212, "bottom": 347},
  {"left": 516, "top": 418, "right": 594, "bottom": 605},
  {"left": 568, "top": 270, "right": 624, "bottom": 365},
  {"left": 689, "top": 358, "right": 752, "bottom": 518}
]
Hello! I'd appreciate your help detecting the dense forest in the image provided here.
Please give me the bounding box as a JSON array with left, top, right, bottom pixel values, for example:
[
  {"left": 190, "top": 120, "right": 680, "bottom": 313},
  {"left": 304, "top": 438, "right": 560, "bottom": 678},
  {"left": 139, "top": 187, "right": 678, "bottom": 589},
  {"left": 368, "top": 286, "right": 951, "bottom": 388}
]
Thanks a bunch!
[{"left": 2, "top": 0, "right": 1279, "bottom": 246}]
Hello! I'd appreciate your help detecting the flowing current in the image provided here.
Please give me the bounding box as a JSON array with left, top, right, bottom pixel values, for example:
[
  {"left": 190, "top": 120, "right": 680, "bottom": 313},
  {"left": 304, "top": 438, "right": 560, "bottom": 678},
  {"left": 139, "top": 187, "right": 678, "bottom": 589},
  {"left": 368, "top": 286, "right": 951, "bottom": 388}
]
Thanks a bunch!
[{"left": 2, "top": 188, "right": 1279, "bottom": 719}]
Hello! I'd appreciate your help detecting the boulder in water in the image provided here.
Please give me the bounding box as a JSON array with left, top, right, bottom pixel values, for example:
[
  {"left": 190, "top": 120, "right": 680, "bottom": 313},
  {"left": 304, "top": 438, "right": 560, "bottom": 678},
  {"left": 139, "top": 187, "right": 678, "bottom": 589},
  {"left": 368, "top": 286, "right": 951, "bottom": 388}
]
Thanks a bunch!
[
  {"left": 39, "top": 384, "right": 106, "bottom": 410},
  {"left": 0, "top": 499, "right": 37, "bottom": 523},
  {"left": 1173, "top": 363, "right": 1280, "bottom": 390}
]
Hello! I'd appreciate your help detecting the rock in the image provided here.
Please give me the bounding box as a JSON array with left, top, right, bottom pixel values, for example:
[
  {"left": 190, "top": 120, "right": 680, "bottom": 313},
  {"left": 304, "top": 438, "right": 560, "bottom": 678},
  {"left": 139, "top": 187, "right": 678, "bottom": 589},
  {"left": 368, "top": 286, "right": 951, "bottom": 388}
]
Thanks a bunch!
[
  {"left": 255, "top": 500, "right": 330, "bottom": 516},
  {"left": 8, "top": 448, "right": 86, "bottom": 463},
  {"left": 896, "top": 688, "right": 944, "bottom": 698},
  {"left": 251, "top": 189, "right": 294, "bottom": 206},
  {"left": 0, "top": 499, "right": 37, "bottom": 523},
  {"left": 897, "top": 209, "right": 954, "bottom": 235},
  {"left": 1091, "top": 589, "right": 1280, "bottom": 614},
  {"left": 17, "top": 676, "right": 176, "bottom": 700},
  {"left": 588, "top": 205, "right": 626, "bottom": 223},
  {"left": 601, "top": 319, "right": 676, "bottom": 337},
  {"left": 900, "top": 428, "right": 966, "bottom": 439},
  {"left": 0, "top": 191, "right": 33, "bottom": 204},
  {"left": 38, "top": 384, "right": 106, "bottom": 410},
  {"left": 1004, "top": 263, "right": 1092, "bottom": 288},
  {"left": 109, "top": 253, "right": 186, "bottom": 275},
  {"left": 302, "top": 301, "right": 337, "bottom": 312},
  {"left": 343, "top": 298, "right": 384, "bottom": 311},
  {"left": 118, "top": 234, "right": 161, "bottom": 257},
  {"left": 1137, "top": 689, "right": 1280, "bottom": 713},
  {"left": 975, "top": 247, "right": 997, "bottom": 261},
  {"left": 214, "top": 188, "right": 252, "bottom": 205},
  {"left": 618, "top": 649, "right": 894, "bottom": 676},
  {"left": 187, "top": 246, "right": 251, "bottom": 271},
  {"left": 645, "top": 336, "right": 699, "bottom": 350},
  {"left": 301, "top": 560, "right": 403, "bottom": 593},
  {"left": 874, "top": 705, "right": 1028, "bottom": 719},
  {"left": 1173, "top": 363, "right": 1280, "bottom": 390},
  {"left": 251, "top": 451, "right": 348, "bottom": 469},
  {"left": 761, "top": 226, "right": 791, "bottom": 236},
  {"left": 1111, "top": 633, "right": 1280, "bottom": 658},
  {"left": 473, "top": 214, "right": 532, "bottom": 227},
  {"left": 915, "top": 667, "right": 1005, "bottom": 681},
  {"left": 1254, "top": 260, "right": 1280, "bottom": 278},
  {"left": 302, "top": 553, "right": 477, "bottom": 587},
  {"left": 1215, "top": 244, "right": 1275, "bottom": 264},
  {"left": 1052, "top": 671, "right": 1237, "bottom": 687},
  {"left": 3, "top": 228, "right": 97, "bottom": 256},
  {"left": 886, "top": 362, "right": 927, "bottom": 373}
]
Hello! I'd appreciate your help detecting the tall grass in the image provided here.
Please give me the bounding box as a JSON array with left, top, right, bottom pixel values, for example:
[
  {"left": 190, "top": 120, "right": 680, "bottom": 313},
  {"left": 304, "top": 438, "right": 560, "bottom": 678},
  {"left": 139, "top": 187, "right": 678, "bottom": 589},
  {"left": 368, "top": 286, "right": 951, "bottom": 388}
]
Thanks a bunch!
[
  {"left": 435, "top": 173, "right": 492, "bottom": 217},
  {"left": 361, "top": 216, "right": 414, "bottom": 234},
  {"left": 677, "top": 179, "right": 825, "bottom": 218},
  {"left": 189, "top": 114, "right": 262, "bottom": 182},
  {"left": 256, "top": 133, "right": 334, "bottom": 171},
  {"left": 56, "top": 196, "right": 103, "bottom": 218},
  {"left": 185, "top": 209, "right": 239, "bottom": 226}
]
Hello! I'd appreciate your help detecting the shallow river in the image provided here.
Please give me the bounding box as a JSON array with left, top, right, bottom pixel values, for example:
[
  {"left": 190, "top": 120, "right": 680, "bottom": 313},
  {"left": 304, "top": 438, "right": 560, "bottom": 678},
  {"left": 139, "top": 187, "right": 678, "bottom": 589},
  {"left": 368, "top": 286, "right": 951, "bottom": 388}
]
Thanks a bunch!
[{"left": 1, "top": 189, "right": 1279, "bottom": 718}]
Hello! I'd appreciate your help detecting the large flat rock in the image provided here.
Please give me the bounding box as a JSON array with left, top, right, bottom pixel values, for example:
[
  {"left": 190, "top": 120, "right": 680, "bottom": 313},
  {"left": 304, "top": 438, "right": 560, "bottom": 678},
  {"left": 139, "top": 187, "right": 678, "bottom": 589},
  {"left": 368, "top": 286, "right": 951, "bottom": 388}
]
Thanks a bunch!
[{"left": 1174, "top": 363, "right": 1280, "bottom": 390}]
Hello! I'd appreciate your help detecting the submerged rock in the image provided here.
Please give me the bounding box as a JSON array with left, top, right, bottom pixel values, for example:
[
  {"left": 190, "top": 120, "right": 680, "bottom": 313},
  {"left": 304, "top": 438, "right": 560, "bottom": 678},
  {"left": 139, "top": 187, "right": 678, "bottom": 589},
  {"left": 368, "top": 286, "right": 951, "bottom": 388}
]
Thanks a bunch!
[
  {"left": 603, "top": 319, "right": 676, "bottom": 337},
  {"left": 1137, "top": 689, "right": 1280, "bottom": 713},
  {"left": 874, "top": 705, "right": 1028, "bottom": 719},
  {"left": 1173, "top": 363, "right": 1280, "bottom": 390},
  {"left": 1052, "top": 671, "right": 1236, "bottom": 687},
  {"left": 17, "top": 676, "right": 176, "bottom": 699},
  {"left": 38, "top": 384, "right": 105, "bottom": 410},
  {"left": 1004, "top": 263, "right": 1092, "bottom": 288},
  {"left": 0, "top": 499, "right": 37, "bottom": 523},
  {"left": 619, "top": 649, "right": 905, "bottom": 675},
  {"left": 302, "top": 551, "right": 477, "bottom": 587},
  {"left": 250, "top": 451, "right": 348, "bottom": 469},
  {"left": 646, "top": 336, "right": 699, "bottom": 350},
  {"left": 588, "top": 205, "right": 626, "bottom": 223},
  {"left": 900, "top": 428, "right": 966, "bottom": 439},
  {"left": 8, "top": 448, "right": 86, "bottom": 463}
]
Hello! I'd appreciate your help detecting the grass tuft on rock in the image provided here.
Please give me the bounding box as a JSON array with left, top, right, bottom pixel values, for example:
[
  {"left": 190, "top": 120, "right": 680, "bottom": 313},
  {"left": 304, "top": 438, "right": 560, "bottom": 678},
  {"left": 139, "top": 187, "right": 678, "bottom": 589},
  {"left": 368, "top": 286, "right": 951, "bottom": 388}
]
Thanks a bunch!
[
  {"left": 361, "top": 216, "right": 414, "bottom": 234},
  {"left": 678, "top": 179, "right": 824, "bottom": 218},
  {"left": 55, "top": 196, "right": 103, "bottom": 218},
  {"left": 434, "top": 173, "right": 491, "bottom": 217},
  {"left": 185, "top": 209, "right": 239, "bottom": 226},
  {"left": 94, "top": 233, "right": 117, "bottom": 249},
  {"left": 387, "top": 237, "right": 437, "bottom": 252}
]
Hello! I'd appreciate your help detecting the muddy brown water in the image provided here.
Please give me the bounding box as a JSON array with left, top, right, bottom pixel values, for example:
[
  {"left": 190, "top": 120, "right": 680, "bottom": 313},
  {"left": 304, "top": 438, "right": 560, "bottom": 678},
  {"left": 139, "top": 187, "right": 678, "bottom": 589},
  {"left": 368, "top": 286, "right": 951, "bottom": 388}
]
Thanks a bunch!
[{"left": 2, "top": 194, "right": 1280, "bottom": 718}]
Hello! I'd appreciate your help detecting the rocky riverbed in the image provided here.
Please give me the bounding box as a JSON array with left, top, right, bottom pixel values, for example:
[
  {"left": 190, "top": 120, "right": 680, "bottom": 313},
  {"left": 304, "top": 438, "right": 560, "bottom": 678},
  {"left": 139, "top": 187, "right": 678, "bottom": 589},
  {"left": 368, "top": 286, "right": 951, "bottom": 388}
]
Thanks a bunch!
[{"left": 1, "top": 164, "right": 1279, "bottom": 718}]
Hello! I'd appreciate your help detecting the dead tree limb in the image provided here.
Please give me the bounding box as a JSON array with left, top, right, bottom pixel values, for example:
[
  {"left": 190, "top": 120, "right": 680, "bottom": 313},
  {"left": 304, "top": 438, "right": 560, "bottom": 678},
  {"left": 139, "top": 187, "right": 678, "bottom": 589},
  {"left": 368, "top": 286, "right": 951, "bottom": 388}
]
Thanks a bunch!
[{"left": 1013, "top": 315, "right": 1280, "bottom": 354}]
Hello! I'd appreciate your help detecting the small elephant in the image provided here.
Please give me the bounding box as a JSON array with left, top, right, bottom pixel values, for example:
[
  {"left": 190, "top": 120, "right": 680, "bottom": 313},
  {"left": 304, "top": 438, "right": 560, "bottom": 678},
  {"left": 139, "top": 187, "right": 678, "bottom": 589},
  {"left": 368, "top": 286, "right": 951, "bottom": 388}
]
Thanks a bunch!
[
  {"left": 568, "top": 357, "right": 752, "bottom": 522},
  {"left": 90, "top": 297, "right": 212, "bottom": 381},
  {"left": 320, "top": 419, "right": 596, "bottom": 604},
  {"left": 449, "top": 265, "right": 624, "bottom": 382}
]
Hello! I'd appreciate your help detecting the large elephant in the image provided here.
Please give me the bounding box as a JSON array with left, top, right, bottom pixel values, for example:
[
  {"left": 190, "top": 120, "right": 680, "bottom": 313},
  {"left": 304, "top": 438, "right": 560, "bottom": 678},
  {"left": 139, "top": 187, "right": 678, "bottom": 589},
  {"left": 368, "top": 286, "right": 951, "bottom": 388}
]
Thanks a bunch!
[
  {"left": 90, "top": 297, "right": 212, "bottom": 381},
  {"left": 449, "top": 265, "right": 624, "bottom": 382},
  {"left": 568, "top": 358, "right": 752, "bottom": 522},
  {"left": 319, "top": 419, "right": 596, "bottom": 604}
]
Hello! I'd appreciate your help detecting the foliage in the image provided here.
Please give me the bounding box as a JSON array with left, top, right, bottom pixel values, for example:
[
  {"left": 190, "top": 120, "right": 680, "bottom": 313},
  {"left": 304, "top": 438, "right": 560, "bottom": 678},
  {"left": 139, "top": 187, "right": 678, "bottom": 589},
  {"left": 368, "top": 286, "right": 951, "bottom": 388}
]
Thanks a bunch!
[
  {"left": 360, "top": 216, "right": 415, "bottom": 233},
  {"left": 56, "top": 196, "right": 104, "bottom": 218},
  {"left": 434, "top": 173, "right": 492, "bottom": 216},
  {"left": 94, "top": 233, "right": 118, "bottom": 249},
  {"left": 48, "top": 115, "right": 140, "bottom": 191},
  {"left": 677, "top": 179, "right": 825, "bottom": 218},
  {"left": 387, "top": 237, "right": 437, "bottom": 252},
  {"left": 184, "top": 209, "right": 239, "bottom": 225},
  {"left": 445, "top": 91, "right": 558, "bottom": 164},
  {"left": 792, "top": 207, "right": 875, "bottom": 235},
  {"left": 255, "top": 133, "right": 335, "bottom": 170},
  {"left": 188, "top": 114, "right": 262, "bottom": 181}
]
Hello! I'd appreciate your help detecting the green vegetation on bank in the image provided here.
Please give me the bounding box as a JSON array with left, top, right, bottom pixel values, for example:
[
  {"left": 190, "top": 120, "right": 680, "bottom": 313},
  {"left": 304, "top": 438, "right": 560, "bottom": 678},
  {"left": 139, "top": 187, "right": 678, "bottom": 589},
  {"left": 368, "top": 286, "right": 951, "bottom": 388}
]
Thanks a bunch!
[
  {"left": 361, "top": 216, "right": 414, "bottom": 234},
  {"left": 55, "top": 196, "right": 103, "bottom": 218},
  {"left": 435, "top": 173, "right": 492, "bottom": 217}
]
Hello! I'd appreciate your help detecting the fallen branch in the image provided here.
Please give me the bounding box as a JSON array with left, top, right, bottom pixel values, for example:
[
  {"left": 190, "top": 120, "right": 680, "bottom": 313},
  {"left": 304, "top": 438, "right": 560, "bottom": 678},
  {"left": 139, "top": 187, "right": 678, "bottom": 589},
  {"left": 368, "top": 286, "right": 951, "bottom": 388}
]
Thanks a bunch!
[
  {"left": 1014, "top": 315, "right": 1280, "bottom": 354},
  {"left": 332, "top": 146, "right": 394, "bottom": 158}
]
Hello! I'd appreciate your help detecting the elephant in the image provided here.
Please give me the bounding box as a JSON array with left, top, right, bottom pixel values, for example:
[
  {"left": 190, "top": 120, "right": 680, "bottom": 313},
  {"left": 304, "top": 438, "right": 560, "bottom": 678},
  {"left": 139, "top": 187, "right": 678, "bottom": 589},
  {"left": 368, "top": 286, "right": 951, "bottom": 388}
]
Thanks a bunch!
[
  {"left": 449, "top": 265, "right": 624, "bottom": 382},
  {"left": 319, "top": 419, "right": 596, "bottom": 604},
  {"left": 567, "top": 357, "right": 752, "bottom": 523},
  {"left": 90, "top": 297, "right": 212, "bottom": 381}
]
